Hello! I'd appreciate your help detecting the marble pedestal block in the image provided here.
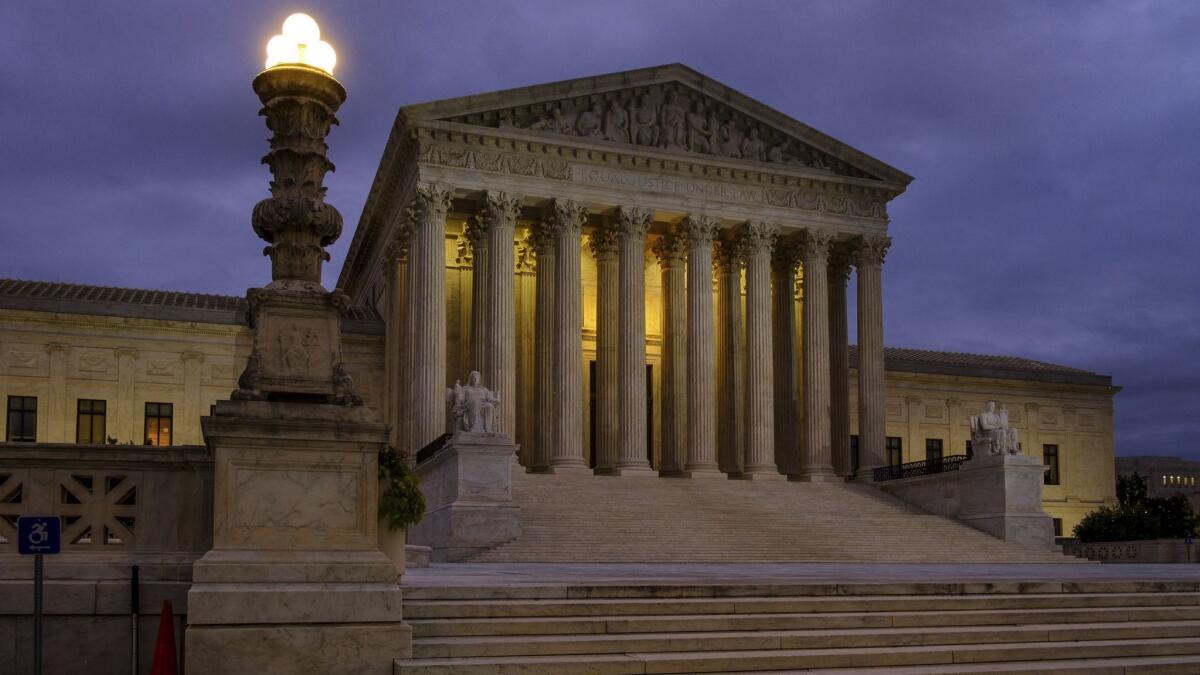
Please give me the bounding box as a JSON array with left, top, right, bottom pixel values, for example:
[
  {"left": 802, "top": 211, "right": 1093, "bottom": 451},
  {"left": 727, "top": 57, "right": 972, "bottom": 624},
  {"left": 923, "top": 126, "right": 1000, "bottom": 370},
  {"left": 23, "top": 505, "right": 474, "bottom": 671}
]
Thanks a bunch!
[
  {"left": 186, "top": 400, "right": 409, "bottom": 675},
  {"left": 408, "top": 433, "right": 521, "bottom": 562},
  {"left": 958, "top": 452, "right": 1055, "bottom": 550}
]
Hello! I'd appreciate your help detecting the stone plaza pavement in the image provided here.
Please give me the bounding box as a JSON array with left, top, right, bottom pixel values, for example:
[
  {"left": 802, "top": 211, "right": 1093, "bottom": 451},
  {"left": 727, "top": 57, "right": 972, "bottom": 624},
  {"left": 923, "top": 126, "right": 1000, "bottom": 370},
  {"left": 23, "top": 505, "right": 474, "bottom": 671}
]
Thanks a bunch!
[{"left": 405, "top": 561, "right": 1200, "bottom": 589}]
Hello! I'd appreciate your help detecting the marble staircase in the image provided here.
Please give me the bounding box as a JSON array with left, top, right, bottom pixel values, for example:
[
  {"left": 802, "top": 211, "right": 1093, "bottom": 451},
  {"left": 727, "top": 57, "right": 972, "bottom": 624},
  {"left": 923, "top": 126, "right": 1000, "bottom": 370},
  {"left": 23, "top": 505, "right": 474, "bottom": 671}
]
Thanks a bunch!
[
  {"left": 468, "top": 471, "right": 1070, "bottom": 563},
  {"left": 395, "top": 582, "right": 1200, "bottom": 673}
]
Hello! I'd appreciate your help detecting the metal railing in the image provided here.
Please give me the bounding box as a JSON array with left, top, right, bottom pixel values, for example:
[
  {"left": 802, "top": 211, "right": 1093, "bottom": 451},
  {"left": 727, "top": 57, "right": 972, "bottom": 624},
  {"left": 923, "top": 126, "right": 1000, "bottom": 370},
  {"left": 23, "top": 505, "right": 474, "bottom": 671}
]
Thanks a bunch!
[{"left": 873, "top": 454, "right": 969, "bottom": 482}]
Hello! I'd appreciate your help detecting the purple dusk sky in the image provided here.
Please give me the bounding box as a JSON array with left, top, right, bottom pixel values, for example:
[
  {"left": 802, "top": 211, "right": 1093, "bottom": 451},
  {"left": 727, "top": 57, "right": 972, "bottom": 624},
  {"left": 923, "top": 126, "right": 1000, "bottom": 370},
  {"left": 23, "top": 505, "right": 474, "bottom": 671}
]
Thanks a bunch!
[{"left": 2, "top": 2, "right": 1198, "bottom": 459}]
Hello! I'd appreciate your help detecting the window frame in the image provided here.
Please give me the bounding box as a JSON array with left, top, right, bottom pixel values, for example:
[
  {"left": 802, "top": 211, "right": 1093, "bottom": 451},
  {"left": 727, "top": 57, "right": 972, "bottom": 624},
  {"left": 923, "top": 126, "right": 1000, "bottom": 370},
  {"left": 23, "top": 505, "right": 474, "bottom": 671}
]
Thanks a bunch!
[
  {"left": 1043, "top": 444, "right": 1061, "bottom": 485},
  {"left": 886, "top": 436, "right": 903, "bottom": 467},
  {"left": 144, "top": 402, "right": 174, "bottom": 447},
  {"left": 925, "top": 438, "right": 944, "bottom": 463},
  {"left": 6, "top": 395, "right": 37, "bottom": 443},
  {"left": 76, "top": 398, "right": 107, "bottom": 444}
]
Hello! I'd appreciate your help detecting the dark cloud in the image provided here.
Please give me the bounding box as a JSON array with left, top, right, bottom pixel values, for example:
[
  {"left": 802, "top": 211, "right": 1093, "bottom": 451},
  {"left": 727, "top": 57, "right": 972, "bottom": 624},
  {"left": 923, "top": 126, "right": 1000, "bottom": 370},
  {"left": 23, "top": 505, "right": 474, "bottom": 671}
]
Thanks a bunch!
[{"left": 2, "top": 1, "right": 1197, "bottom": 458}]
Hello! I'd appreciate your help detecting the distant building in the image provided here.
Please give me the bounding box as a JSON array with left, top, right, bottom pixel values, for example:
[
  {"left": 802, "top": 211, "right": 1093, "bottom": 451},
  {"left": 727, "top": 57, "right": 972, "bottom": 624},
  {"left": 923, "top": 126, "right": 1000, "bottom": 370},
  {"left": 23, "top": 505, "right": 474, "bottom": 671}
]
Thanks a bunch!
[{"left": 1117, "top": 456, "right": 1200, "bottom": 508}]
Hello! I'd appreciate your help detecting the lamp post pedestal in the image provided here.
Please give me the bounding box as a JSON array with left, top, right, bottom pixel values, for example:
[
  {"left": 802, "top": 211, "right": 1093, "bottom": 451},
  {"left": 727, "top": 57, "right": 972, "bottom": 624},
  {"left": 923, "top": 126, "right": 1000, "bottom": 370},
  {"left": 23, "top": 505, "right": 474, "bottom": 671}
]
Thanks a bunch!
[{"left": 185, "top": 28, "right": 410, "bottom": 673}]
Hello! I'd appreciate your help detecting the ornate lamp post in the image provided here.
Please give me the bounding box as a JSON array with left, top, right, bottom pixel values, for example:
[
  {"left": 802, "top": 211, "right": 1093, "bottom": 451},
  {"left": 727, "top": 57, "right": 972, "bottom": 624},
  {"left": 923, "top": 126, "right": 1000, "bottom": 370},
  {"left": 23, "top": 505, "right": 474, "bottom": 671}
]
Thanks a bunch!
[
  {"left": 235, "top": 13, "right": 359, "bottom": 404},
  {"left": 186, "top": 15, "right": 408, "bottom": 673}
]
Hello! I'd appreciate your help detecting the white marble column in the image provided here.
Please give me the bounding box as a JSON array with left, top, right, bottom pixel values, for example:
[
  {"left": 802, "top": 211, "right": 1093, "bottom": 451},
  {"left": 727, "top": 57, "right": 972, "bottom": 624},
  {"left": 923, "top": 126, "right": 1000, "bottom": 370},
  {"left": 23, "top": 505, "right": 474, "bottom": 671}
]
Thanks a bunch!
[
  {"left": 652, "top": 230, "right": 688, "bottom": 476},
  {"left": 828, "top": 249, "right": 853, "bottom": 477},
  {"left": 771, "top": 242, "right": 800, "bottom": 476},
  {"left": 854, "top": 234, "right": 891, "bottom": 480},
  {"left": 408, "top": 182, "right": 453, "bottom": 449},
  {"left": 480, "top": 191, "right": 522, "bottom": 437},
  {"left": 384, "top": 228, "right": 412, "bottom": 452},
  {"left": 614, "top": 206, "right": 655, "bottom": 475},
  {"left": 739, "top": 221, "right": 783, "bottom": 479},
  {"left": 465, "top": 216, "right": 488, "bottom": 376},
  {"left": 683, "top": 215, "right": 722, "bottom": 477},
  {"left": 515, "top": 237, "right": 536, "bottom": 463},
  {"left": 528, "top": 220, "right": 556, "bottom": 471},
  {"left": 714, "top": 240, "right": 745, "bottom": 476},
  {"left": 548, "top": 199, "right": 591, "bottom": 473},
  {"left": 589, "top": 224, "right": 620, "bottom": 473},
  {"left": 797, "top": 228, "right": 837, "bottom": 481}
]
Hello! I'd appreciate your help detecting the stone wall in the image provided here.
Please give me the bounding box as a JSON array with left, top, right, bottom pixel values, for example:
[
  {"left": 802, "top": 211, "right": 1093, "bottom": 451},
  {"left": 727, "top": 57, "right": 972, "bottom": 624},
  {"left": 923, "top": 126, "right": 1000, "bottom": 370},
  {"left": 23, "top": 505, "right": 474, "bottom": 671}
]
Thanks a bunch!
[
  {"left": 0, "top": 443, "right": 212, "bottom": 674},
  {"left": 1064, "top": 539, "right": 1200, "bottom": 563}
]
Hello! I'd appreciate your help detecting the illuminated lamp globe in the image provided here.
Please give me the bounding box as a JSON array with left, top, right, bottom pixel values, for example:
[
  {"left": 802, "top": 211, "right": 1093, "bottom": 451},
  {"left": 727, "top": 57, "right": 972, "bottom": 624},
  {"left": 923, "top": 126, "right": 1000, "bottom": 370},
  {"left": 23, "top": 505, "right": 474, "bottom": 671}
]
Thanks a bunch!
[{"left": 263, "top": 12, "right": 337, "bottom": 75}]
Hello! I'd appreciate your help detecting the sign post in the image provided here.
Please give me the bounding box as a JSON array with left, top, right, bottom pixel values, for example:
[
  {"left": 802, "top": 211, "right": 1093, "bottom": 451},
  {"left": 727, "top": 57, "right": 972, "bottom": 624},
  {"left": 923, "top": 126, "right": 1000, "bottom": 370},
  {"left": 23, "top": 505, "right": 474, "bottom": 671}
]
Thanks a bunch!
[
  {"left": 1186, "top": 536, "right": 1193, "bottom": 563},
  {"left": 18, "top": 516, "right": 62, "bottom": 675}
]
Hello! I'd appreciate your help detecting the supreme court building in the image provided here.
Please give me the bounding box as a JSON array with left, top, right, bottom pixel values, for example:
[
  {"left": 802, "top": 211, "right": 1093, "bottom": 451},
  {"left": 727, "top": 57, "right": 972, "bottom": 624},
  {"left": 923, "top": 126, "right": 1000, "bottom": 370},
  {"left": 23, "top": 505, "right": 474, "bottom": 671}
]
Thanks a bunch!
[{"left": 0, "top": 65, "right": 1118, "bottom": 533}]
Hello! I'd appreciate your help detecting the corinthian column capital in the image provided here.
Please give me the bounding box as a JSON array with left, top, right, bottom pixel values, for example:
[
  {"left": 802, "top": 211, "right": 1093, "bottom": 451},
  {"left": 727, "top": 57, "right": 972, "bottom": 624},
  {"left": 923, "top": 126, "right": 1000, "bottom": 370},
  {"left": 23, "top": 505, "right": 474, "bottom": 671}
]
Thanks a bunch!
[
  {"left": 615, "top": 206, "right": 652, "bottom": 237},
  {"left": 547, "top": 198, "right": 587, "bottom": 235},
  {"left": 682, "top": 214, "right": 720, "bottom": 245},
  {"left": 481, "top": 190, "right": 523, "bottom": 228},
  {"left": 651, "top": 232, "right": 688, "bottom": 269},
  {"left": 797, "top": 227, "right": 835, "bottom": 261},
  {"left": 713, "top": 239, "right": 746, "bottom": 273},
  {"left": 853, "top": 233, "right": 892, "bottom": 268},
  {"left": 587, "top": 224, "right": 619, "bottom": 260},
  {"left": 738, "top": 220, "right": 778, "bottom": 254},
  {"left": 413, "top": 182, "right": 454, "bottom": 223}
]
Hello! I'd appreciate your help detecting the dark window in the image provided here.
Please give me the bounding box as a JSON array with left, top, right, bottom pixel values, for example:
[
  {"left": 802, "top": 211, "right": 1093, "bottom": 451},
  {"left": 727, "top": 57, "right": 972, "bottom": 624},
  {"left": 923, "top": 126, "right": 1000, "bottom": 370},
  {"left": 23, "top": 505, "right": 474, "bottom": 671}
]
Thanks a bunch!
[
  {"left": 76, "top": 399, "right": 106, "bottom": 444},
  {"left": 1043, "top": 444, "right": 1060, "bottom": 485},
  {"left": 965, "top": 440, "right": 973, "bottom": 459},
  {"left": 925, "top": 438, "right": 943, "bottom": 463},
  {"left": 850, "top": 435, "right": 860, "bottom": 475},
  {"left": 886, "top": 436, "right": 903, "bottom": 467},
  {"left": 6, "top": 396, "right": 37, "bottom": 442},
  {"left": 1052, "top": 518, "right": 1063, "bottom": 537},
  {"left": 144, "top": 402, "right": 173, "bottom": 447}
]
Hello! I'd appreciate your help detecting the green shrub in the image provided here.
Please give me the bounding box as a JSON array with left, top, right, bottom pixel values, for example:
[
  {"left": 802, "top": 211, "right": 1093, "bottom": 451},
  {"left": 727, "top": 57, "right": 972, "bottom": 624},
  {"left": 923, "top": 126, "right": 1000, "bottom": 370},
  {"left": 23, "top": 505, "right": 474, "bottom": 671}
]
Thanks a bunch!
[
  {"left": 1074, "top": 494, "right": 1200, "bottom": 543},
  {"left": 378, "top": 446, "right": 425, "bottom": 532}
]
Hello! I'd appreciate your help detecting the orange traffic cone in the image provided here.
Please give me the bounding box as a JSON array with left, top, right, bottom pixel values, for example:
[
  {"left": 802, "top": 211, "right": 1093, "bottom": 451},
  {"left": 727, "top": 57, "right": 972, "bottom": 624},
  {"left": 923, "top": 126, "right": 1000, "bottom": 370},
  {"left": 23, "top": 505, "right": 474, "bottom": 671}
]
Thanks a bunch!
[{"left": 150, "top": 600, "right": 178, "bottom": 675}]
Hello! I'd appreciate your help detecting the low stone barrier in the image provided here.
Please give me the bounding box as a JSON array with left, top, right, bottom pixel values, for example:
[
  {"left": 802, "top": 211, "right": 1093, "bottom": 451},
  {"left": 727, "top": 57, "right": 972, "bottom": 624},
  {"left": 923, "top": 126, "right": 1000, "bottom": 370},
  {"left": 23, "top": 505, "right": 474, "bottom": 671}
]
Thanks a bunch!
[
  {"left": 1063, "top": 538, "right": 1200, "bottom": 563},
  {"left": 0, "top": 443, "right": 212, "bottom": 674}
]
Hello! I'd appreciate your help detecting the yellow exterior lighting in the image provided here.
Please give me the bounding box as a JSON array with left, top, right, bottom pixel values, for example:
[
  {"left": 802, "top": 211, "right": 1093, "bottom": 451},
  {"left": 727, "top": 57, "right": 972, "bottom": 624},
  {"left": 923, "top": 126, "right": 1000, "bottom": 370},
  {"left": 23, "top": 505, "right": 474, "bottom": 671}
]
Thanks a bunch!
[{"left": 265, "top": 13, "right": 337, "bottom": 74}]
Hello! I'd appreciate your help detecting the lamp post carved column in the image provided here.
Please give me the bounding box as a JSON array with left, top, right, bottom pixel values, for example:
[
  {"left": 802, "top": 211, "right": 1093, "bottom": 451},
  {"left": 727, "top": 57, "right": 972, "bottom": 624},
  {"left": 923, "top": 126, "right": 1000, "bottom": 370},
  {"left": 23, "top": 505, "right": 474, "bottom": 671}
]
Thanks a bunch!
[
  {"left": 480, "top": 191, "right": 522, "bottom": 436},
  {"left": 548, "top": 199, "right": 591, "bottom": 473},
  {"left": 739, "top": 221, "right": 784, "bottom": 479},
  {"left": 187, "top": 15, "right": 408, "bottom": 674},
  {"left": 683, "top": 215, "right": 722, "bottom": 478},
  {"left": 796, "top": 227, "right": 838, "bottom": 482}
]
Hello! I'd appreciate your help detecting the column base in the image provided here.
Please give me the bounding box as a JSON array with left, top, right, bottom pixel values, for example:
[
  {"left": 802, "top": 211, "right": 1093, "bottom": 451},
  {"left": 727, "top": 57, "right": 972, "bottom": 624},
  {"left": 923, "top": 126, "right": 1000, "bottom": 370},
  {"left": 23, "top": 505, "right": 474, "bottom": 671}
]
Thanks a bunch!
[
  {"left": 736, "top": 468, "right": 788, "bottom": 481},
  {"left": 791, "top": 469, "right": 843, "bottom": 483},
  {"left": 853, "top": 468, "right": 881, "bottom": 483},
  {"left": 682, "top": 467, "right": 726, "bottom": 479},
  {"left": 187, "top": 621, "right": 410, "bottom": 675},
  {"left": 547, "top": 463, "right": 594, "bottom": 475},
  {"left": 610, "top": 463, "right": 658, "bottom": 477}
]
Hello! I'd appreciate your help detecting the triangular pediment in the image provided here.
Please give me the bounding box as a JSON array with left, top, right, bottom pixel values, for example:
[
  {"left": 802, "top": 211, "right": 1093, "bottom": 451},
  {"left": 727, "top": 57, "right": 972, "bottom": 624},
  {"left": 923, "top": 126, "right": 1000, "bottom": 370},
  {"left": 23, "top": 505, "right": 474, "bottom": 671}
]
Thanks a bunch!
[{"left": 403, "top": 64, "right": 911, "bottom": 185}]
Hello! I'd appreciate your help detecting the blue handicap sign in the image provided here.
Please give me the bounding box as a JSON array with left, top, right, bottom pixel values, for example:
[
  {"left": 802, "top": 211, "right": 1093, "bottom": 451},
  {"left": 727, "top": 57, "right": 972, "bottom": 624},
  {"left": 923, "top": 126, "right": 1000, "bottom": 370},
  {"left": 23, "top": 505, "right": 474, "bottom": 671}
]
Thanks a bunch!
[
  {"left": 17, "top": 516, "right": 61, "bottom": 555},
  {"left": 1187, "top": 537, "right": 1194, "bottom": 546}
]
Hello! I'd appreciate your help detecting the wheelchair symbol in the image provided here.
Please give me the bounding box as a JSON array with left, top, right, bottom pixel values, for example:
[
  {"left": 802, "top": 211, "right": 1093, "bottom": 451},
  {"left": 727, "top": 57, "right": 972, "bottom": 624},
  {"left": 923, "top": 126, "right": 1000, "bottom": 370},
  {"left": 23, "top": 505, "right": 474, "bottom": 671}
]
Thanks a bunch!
[{"left": 28, "top": 522, "right": 49, "bottom": 545}]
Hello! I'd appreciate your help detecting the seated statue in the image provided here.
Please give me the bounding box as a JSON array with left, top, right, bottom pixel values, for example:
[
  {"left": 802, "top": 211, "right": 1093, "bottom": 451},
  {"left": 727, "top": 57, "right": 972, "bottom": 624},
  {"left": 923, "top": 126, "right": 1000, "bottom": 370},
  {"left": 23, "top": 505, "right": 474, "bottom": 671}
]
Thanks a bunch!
[
  {"left": 970, "top": 400, "right": 1020, "bottom": 455},
  {"left": 447, "top": 371, "right": 500, "bottom": 434}
]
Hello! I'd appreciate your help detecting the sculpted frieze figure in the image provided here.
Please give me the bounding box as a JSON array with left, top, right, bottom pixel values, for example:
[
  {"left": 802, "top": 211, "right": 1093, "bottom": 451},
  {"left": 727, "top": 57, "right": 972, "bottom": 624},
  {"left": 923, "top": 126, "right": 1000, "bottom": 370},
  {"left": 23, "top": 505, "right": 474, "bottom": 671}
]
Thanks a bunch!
[
  {"left": 528, "top": 106, "right": 575, "bottom": 135},
  {"left": 970, "top": 400, "right": 1021, "bottom": 456},
  {"left": 630, "top": 94, "right": 659, "bottom": 147},
  {"left": 686, "top": 101, "right": 711, "bottom": 153},
  {"left": 576, "top": 103, "right": 603, "bottom": 139},
  {"left": 448, "top": 370, "right": 501, "bottom": 434},
  {"left": 740, "top": 127, "right": 766, "bottom": 162},
  {"left": 603, "top": 99, "right": 630, "bottom": 144},
  {"left": 657, "top": 91, "right": 688, "bottom": 151}
]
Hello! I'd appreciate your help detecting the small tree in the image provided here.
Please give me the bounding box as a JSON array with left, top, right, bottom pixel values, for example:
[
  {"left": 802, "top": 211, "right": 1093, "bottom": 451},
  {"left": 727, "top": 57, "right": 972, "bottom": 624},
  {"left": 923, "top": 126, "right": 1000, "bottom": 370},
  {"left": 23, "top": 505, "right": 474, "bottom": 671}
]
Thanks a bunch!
[{"left": 1117, "top": 472, "right": 1148, "bottom": 506}]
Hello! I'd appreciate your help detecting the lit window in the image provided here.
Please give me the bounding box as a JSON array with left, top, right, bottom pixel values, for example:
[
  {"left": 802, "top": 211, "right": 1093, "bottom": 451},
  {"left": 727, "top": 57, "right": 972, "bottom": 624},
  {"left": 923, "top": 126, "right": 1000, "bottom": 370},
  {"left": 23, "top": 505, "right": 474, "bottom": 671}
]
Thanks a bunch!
[
  {"left": 6, "top": 396, "right": 37, "bottom": 442},
  {"left": 144, "top": 403, "right": 173, "bottom": 447},
  {"left": 76, "top": 399, "right": 107, "bottom": 444},
  {"left": 1043, "top": 444, "right": 1060, "bottom": 485}
]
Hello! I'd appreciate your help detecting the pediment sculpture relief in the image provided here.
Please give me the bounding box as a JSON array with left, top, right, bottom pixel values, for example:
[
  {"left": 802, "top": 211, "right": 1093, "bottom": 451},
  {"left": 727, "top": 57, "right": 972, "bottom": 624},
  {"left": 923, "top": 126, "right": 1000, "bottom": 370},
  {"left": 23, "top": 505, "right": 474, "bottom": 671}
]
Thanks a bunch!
[{"left": 448, "top": 85, "right": 869, "bottom": 179}]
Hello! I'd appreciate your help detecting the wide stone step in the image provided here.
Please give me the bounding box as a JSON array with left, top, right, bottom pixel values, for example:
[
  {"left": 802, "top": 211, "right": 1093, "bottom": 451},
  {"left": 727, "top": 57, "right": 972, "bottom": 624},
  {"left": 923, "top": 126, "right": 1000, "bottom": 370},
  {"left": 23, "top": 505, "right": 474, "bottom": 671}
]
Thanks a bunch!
[
  {"left": 412, "top": 620, "right": 1200, "bottom": 659},
  {"left": 403, "top": 592, "right": 1200, "bottom": 618},
  {"left": 394, "top": 637, "right": 1200, "bottom": 674},
  {"left": 409, "top": 605, "right": 1200, "bottom": 637},
  {"left": 746, "top": 653, "right": 1200, "bottom": 673}
]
